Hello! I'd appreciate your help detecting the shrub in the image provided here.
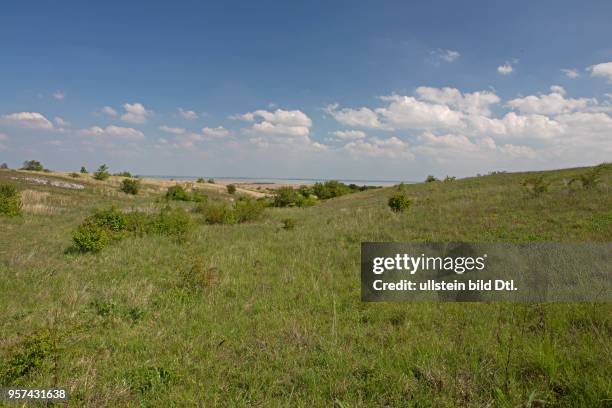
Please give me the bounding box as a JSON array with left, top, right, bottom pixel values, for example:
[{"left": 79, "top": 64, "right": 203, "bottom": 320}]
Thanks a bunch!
[
  {"left": 69, "top": 172, "right": 80, "bottom": 178},
  {"left": 313, "top": 180, "right": 350, "bottom": 199},
  {"left": 0, "top": 183, "right": 22, "bottom": 217},
  {"left": 21, "top": 160, "right": 45, "bottom": 171},
  {"left": 572, "top": 166, "right": 604, "bottom": 190},
  {"left": 153, "top": 207, "right": 192, "bottom": 237},
  {"left": 0, "top": 332, "right": 55, "bottom": 385},
  {"left": 93, "top": 164, "right": 110, "bottom": 181},
  {"left": 273, "top": 187, "right": 301, "bottom": 207},
  {"left": 233, "top": 199, "right": 265, "bottom": 223},
  {"left": 114, "top": 171, "right": 132, "bottom": 177},
  {"left": 522, "top": 175, "right": 550, "bottom": 197},
  {"left": 282, "top": 218, "right": 296, "bottom": 230},
  {"left": 198, "top": 202, "right": 236, "bottom": 225},
  {"left": 196, "top": 177, "right": 205, "bottom": 183},
  {"left": 80, "top": 166, "right": 88, "bottom": 174},
  {"left": 190, "top": 190, "right": 208, "bottom": 203},
  {"left": 388, "top": 193, "right": 411, "bottom": 212},
  {"left": 207, "top": 178, "right": 215, "bottom": 184},
  {"left": 227, "top": 184, "right": 237, "bottom": 194},
  {"left": 0, "top": 163, "right": 8, "bottom": 169},
  {"left": 120, "top": 178, "right": 141, "bottom": 195},
  {"left": 89, "top": 207, "right": 127, "bottom": 234},
  {"left": 165, "top": 185, "right": 190, "bottom": 201},
  {"left": 444, "top": 176, "right": 456, "bottom": 182},
  {"left": 72, "top": 222, "right": 111, "bottom": 252},
  {"left": 425, "top": 175, "right": 438, "bottom": 183}
]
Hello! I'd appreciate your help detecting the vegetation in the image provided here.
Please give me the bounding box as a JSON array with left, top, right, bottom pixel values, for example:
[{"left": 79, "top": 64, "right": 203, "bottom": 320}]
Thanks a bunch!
[
  {"left": 0, "top": 163, "right": 8, "bottom": 169},
  {"left": 0, "top": 164, "right": 611, "bottom": 406},
  {"left": 425, "top": 174, "right": 438, "bottom": 182},
  {"left": 196, "top": 177, "right": 205, "bottom": 183},
  {"left": 207, "top": 178, "right": 215, "bottom": 184},
  {"left": 226, "top": 184, "right": 237, "bottom": 194},
  {"left": 93, "top": 164, "right": 110, "bottom": 181},
  {"left": 272, "top": 180, "right": 375, "bottom": 208},
  {"left": 114, "top": 171, "right": 132, "bottom": 177},
  {"left": 522, "top": 175, "right": 550, "bottom": 197},
  {"left": 0, "top": 183, "right": 22, "bottom": 217},
  {"left": 195, "top": 198, "right": 265, "bottom": 225},
  {"left": 164, "top": 185, "right": 207, "bottom": 202},
  {"left": 120, "top": 178, "right": 141, "bottom": 195},
  {"left": 80, "top": 166, "right": 88, "bottom": 174},
  {"left": 387, "top": 192, "right": 411, "bottom": 212},
  {"left": 281, "top": 217, "right": 296, "bottom": 230},
  {"left": 570, "top": 164, "right": 606, "bottom": 189},
  {"left": 21, "top": 160, "right": 45, "bottom": 171}
]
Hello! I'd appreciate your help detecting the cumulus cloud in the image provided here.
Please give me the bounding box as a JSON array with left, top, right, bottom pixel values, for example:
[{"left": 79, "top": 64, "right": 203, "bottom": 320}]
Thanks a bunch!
[
  {"left": 53, "top": 90, "right": 65, "bottom": 100},
  {"left": 101, "top": 106, "right": 118, "bottom": 117},
  {"left": 202, "top": 126, "right": 230, "bottom": 138},
  {"left": 1, "top": 112, "right": 54, "bottom": 129},
  {"left": 178, "top": 108, "right": 198, "bottom": 120},
  {"left": 80, "top": 125, "right": 145, "bottom": 141},
  {"left": 588, "top": 61, "right": 612, "bottom": 83},
  {"left": 159, "top": 125, "right": 186, "bottom": 135},
  {"left": 506, "top": 86, "right": 596, "bottom": 115},
  {"left": 561, "top": 68, "right": 580, "bottom": 79},
  {"left": 121, "top": 103, "right": 152, "bottom": 124},
  {"left": 415, "top": 87, "right": 500, "bottom": 116},
  {"left": 431, "top": 49, "right": 461, "bottom": 63},
  {"left": 344, "top": 137, "right": 413, "bottom": 159},
  {"left": 241, "top": 108, "right": 312, "bottom": 137},
  {"left": 331, "top": 130, "right": 366, "bottom": 139},
  {"left": 54, "top": 117, "right": 70, "bottom": 127},
  {"left": 325, "top": 104, "right": 385, "bottom": 129},
  {"left": 497, "top": 63, "right": 513, "bottom": 75},
  {"left": 498, "top": 144, "right": 537, "bottom": 158}
]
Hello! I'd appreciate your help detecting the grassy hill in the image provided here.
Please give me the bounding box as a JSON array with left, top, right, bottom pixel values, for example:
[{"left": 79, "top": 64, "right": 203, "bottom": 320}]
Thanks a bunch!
[{"left": 0, "top": 165, "right": 610, "bottom": 407}]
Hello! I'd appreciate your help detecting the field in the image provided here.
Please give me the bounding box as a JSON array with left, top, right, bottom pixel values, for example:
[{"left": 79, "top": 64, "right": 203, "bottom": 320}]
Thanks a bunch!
[{"left": 0, "top": 165, "right": 611, "bottom": 407}]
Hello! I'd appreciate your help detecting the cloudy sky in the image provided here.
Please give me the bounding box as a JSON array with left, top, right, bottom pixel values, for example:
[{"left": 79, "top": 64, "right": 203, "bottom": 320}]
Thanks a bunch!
[{"left": 1, "top": 1, "right": 611, "bottom": 180}]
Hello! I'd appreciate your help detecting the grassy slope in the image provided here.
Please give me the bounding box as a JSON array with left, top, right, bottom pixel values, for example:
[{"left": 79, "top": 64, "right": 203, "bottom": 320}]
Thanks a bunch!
[{"left": 0, "top": 166, "right": 611, "bottom": 407}]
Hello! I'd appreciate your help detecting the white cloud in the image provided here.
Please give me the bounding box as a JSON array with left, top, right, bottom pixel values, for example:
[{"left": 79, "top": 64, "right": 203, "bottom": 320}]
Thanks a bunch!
[
  {"left": 159, "top": 125, "right": 186, "bottom": 135},
  {"left": 101, "top": 106, "right": 118, "bottom": 117},
  {"left": 54, "top": 117, "right": 70, "bottom": 127},
  {"left": 121, "top": 103, "right": 152, "bottom": 124},
  {"left": 53, "top": 90, "right": 65, "bottom": 100},
  {"left": 415, "top": 87, "right": 500, "bottom": 116},
  {"left": 202, "top": 126, "right": 230, "bottom": 138},
  {"left": 507, "top": 86, "right": 596, "bottom": 115},
  {"left": 1, "top": 112, "right": 54, "bottom": 129},
  {"left": 331, "top": 130, "right": 366, "bottom": 139},
  {"left": 431, "top": 49, "right": 461, "bottom": 63},
  {"left": 376, "top": 94, "right": 465, "bottom": 130},
  {"left": 344, "top": 137, "right": 413, "bottom": 159},
  {"left": 588, "top": 61, "right": 612, "bottom": 83},
  {"left": 325, "top": 104, "right": 385, "bottom": 129},
  {"left": 241, "top": 108, "right": 312, "bottom": 137},
  {"left": 498, "top": 144, "right": 537, "bottom": 158},
  {"left": 80, "top": 125, "right": 145, "bottom": 141},
  {"left": 497, "top": 64, "right": 513, "bottom": 75},
  {"left": 561, "top": 68, "right": 580, "bottom": 79},
  {"left": 178, "top": 108, "right": 199, "bottom": 120}
]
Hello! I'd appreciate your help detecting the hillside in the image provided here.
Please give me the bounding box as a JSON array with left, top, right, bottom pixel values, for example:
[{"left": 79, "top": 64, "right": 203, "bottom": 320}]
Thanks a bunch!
[{"left": 0, "top": 164, "right": 611, "bottom": 407}]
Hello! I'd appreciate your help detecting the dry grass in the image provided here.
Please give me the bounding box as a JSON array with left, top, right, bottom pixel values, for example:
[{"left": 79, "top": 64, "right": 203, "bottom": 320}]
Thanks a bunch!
[{"left": 20, "top": 189, "right": 58, "bottom": 214}]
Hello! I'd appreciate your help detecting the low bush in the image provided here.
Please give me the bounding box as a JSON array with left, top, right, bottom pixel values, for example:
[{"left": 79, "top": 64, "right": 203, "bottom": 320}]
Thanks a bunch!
[
  {"left": 234, "top": 198, "right": 265, "bottom": 223},
  {"left": 571, "top": 165, "right": 605, "bottom": 190},
  {"left": 153, "top": 207, "right": 192, "bottom": 238},
  {"left": 0, "top": 331, "right": 55, "bottom": 385},
  {"left": 281, "top": 218, "right": 296, "bottom": 230},
  {"left": 444, "top": 176, "right": 456, "bottom": 182},
  {"left": 388, "top": 192, "right": 411, "bottom": 212},
  {"left": 197, "top": 202, "right": 236, "bottom": 224},
  {"left": 120, "top": 178, "right": 141, "bottom": 195},
  {"left": 165, "top": 185, "right": 190, "bottom": 201},
  {"left": 69, "top": 172, "right": 80, "bottom": 178},
  {"left": 1, "top": 163, "right": 9, "bottom": 169},
  {"left": 80, "top": 166, "right": 88, "bottom": 174},
  {"left": 0, "top": 183, "right": 22, "bottom": 217},
  {"left": 227, "top": 184, "right": 237, "bottom": 194},
  {"left": 425, "top": 175, "right": 438, "bottom": 183},
  {"left": 93, "top": 164, "right": 110, "bottom": 181},
  {"left": 196, "top": 198, "right": 265, "bottom": 225},
  {"left": 522, "top": 175, "right": 549, "bottom": 197},
  {"left": 196, "top": 177, "right": 205, "bottom": 183},
  {"left": 114, "top": 171, "right": 132, "bottom": 177},
  {"left": 208, "top": 178, "right": 215, "bottom": 184},
  {"left": 72, "top": 222, "right": 110, "bottom": 252},
  {"left": 21, "top": 160, "right": 45, "bottom": 171}
]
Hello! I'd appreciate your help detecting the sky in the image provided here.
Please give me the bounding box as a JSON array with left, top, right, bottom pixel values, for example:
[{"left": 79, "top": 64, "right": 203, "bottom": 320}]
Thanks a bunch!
[{"left": 1, "top": 0, "right": 611, "bottom": 180}]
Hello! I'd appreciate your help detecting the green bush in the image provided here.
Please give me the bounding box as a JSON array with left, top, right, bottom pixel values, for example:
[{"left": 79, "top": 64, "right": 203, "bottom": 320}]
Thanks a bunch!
[
  {"left": 69, "top": 172, "right": 80, "bottom": 178},
  {"left": 444, "top": 176, "right": 456, "bottom": 182},
  {"left": 165, "top": 185, "right": 190, "bottom": 201},
  {"left": 313, "top": 180, "right": 351, "bottom": 199},
  {"left": 153, "top": 207, "right": 192, "bottom": 238},
  {"left": 233, "top": 199, "right": 265, "bottom": 223},
  {"left": 89, "top": 207, "right": 127, "bottom": 234},
  {"left": 281, "top": 218, "right": 296, "bottom": 230},
  {"left": 196, "top": 177, "right": 205, "bottom": 183},
  {"left": 190, "top": 190, "right": 208, "bottom": 203},
  {"left": 207, "top": 178, "right": 215, "bottom": 184},
  {"left": 21, "top": 160, "right": 44, "bottom": 171},
  {"left": 72, "top": 222, "right": 111, "bottom": 252},
  {"left": 1, "top": 163, "right": 8, "bottom": 169},
  {"left": 522, "top": 175, "right": 549, "bottom": 197},
  {"left": 80, "top": 166, "right": 88, "bottom": 174},
  {"left": 114, "top": 171, "right": 132, "bottom": 177},
  {"left": 198, "top": 202, "right": 236, "bottom": 225},
  {"left": 120, "top": 178, "right": 141, "bottom": 195},
  {"left": 124, "top": 211, "right": 155, "bottom": 236},
  {"left": 0, "top": 332, "right": 55, "bottom": 385},
  {"left": 388, "top": 193, "right": 411, "bottom": 212},
  {"left": 227, "top": 184, "right": 237, "bottom": 194},
  {"left": 0, "top": 183, "right": 22, "bottom": 217},
  {"left": 425, "top": 175, "right": 438, "bottom": 183},
  {"left": 93, "top": 164, "right": 110, "bottom": 181},
  {"left": 572, "top": 166, "right": 605, "bottom": 190}
]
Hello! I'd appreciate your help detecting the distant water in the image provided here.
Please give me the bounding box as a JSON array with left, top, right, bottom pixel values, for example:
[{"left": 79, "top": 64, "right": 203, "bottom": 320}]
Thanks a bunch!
[{"left": 143, "top": 175, "right": 411, "bottom": 187}]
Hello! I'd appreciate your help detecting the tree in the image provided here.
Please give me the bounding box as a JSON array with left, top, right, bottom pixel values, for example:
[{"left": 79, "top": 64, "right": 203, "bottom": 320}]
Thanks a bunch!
[
  {"left": 80, "top": 166, "right": 88, "bottom": 174},
  {"left": 21, "top": 160, "right": 44, "bottom": 171},
  {"left": 93, "top": 164, "right": 110, "bottom": 181},
  {"left": 227, "top": 184, "right": 237, "bottom": 194},
  {"left": 0, "top": 163, "right": 8, "bottom": 170}
]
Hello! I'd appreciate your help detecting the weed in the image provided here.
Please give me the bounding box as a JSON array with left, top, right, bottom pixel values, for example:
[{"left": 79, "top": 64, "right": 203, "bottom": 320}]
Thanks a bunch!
[
  {"left": 127, "top": 366, "right": 173, "bottom": 395},
  {"left": 0, "top": 332, "right": 55, "bottom": 385},
  {"left": 282, "top": 218, "right": 296, "bottom": 230}
]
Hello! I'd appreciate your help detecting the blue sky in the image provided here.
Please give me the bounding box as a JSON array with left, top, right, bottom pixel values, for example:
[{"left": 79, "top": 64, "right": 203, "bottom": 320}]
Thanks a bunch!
[{"left": 1, "top": 0, "right": 611, "bottom": 179}]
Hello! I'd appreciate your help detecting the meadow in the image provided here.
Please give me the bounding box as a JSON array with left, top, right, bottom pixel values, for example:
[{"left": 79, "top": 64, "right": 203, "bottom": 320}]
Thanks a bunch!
[{"left": 0, "top": 164, "right": 610, "bottom": 407}]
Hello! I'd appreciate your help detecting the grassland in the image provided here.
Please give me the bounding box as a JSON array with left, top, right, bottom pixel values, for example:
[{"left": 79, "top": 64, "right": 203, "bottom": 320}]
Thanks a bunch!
[{"left": 0, "top": 165, "right": 611, "bottom": 407}]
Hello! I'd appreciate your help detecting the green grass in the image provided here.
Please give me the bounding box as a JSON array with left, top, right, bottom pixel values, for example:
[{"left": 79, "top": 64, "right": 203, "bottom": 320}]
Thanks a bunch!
[{"left": 0, "top": 165, "right": 611, "bottom": 407}]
